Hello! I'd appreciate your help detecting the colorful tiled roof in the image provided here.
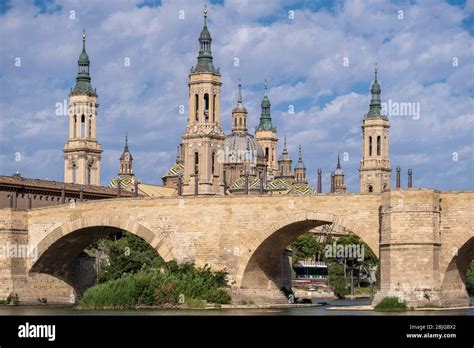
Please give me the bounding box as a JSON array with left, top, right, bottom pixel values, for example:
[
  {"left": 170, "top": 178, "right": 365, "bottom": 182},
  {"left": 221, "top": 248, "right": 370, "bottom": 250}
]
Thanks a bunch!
[
  {"left": 229, "top": 177, "right": 315, "bottom": 194},
  {"left": 229, "top": 177, "right": 264, "bottom": 190},
  {"left": 163, "top": 163, "right": 184, "bottom": 177},
  {"left": 108, "top": 176, "right": 133, "bottom": 189}
]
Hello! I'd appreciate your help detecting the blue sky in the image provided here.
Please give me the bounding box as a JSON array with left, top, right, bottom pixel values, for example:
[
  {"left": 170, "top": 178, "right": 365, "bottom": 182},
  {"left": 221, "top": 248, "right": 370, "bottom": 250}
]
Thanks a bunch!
[{"left": 0, "top": 0, "right": 473, "bottom": 192}]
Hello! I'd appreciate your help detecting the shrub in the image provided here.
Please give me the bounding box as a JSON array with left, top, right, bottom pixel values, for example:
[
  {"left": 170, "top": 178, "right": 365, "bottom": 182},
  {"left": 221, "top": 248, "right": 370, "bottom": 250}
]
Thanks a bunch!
[{"left": 374, "top": 296, "right": 408, "bottom": 312}]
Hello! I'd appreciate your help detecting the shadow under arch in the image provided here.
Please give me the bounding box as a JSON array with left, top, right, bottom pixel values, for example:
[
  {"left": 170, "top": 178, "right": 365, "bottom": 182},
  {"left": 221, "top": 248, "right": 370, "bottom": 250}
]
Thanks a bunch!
[
  {"left": 237, "top": 211, "right": 378, "bottom": 290},
  {"left": 30, "top": 215, "right": 175, "bottom": 292},
  {"left": 440, "top": 236, "right": 474, "bottom": 307}
]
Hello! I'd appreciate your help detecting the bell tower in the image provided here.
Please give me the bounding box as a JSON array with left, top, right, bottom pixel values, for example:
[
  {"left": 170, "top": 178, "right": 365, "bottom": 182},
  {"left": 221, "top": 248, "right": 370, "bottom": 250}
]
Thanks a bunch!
[
  {"left": 359, "top": 65, "right": 391, "bottom": 193},
  {"left": 63, "top": 30, "right": 102, "bottom": 186},
  {"left": 182, "top": 6, "right": 225, "bottom": 195}
]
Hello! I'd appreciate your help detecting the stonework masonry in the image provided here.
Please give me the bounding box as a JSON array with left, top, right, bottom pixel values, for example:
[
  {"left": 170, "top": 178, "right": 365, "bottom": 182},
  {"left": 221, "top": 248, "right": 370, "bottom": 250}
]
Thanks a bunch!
[{"left": 0, "top": 189, "right": 472, "bottom": 307}]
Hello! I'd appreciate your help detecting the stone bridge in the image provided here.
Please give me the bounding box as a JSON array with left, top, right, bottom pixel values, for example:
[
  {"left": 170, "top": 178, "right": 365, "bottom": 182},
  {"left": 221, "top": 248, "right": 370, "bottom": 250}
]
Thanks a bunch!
[{"left": 0, "top": 189, "right": 472, "bottom": 307}]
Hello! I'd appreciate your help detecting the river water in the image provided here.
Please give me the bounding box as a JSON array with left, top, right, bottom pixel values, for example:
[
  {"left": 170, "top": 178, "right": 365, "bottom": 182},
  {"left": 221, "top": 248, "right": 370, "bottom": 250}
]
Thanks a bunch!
[{"left": 1, "top": 298, "right": 473, "bottom": 316}]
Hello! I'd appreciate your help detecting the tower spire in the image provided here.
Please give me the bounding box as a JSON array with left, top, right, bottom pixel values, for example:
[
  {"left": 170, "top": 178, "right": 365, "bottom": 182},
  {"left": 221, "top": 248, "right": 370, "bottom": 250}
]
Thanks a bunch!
[
  {"left": 124, "top": 133, "right": 129, "bottom": 152},
  {"left": 194, "top": 4, "right": 215, "bottom": 73},
  {"left": 237, "top": 78, "right": 242, "bottom": 106},
  {"left": 256, "top": 79, "right": 274, "bottom": 131},
  {"left": 367, "top": 63, "right": 382, "bottom": 117},
  {"left": 73, "top": 30, "right": 94, "bottom": 95},
  {"left": 337, "top": 154, "right": 341, "bottom": 169}
]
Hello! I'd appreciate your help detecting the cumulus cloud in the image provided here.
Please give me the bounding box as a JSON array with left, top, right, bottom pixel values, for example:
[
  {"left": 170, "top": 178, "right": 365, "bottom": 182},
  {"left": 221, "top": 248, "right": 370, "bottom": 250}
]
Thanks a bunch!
[{"left": 0, "top": 0, "right": 472, "bottom": 191}]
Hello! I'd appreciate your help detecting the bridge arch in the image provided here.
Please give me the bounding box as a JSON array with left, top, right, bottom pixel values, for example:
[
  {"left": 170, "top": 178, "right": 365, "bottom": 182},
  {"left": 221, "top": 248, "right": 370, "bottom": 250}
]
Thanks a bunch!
[
  {"left": 236, "top": 211, "right": 379, "bottom": 289},
  {"left": 30, "top": 214, "right": 176, "bottom": 284},
  {"left": 440, "top": 236, "right": 474, "bottom": 307}
]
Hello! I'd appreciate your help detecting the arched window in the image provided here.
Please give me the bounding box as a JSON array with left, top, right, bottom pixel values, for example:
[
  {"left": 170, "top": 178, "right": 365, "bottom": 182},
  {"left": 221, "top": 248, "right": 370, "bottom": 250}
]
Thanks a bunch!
[
  {"left": 73, "top": 115, "right": 77, "bottom": 138},
  {"left": 81, "top": 114, "right": 85, "bottom": 138},
  {"left": 211, "top": 152, "right": 215, "bottom": 175},
  {"left": 194, "top": 152, "right": 199, "bottom": 175},
  {"left": 212, "top": 94, "right": 216, "bottom": 123},
  {"left": 234, "top": 118, "right": 237, "bottom": 126},
  {"left": 195, "top": 94, "right": 199, "bottom": 121},
  {"left": 204, "top": 93, "right": 209, "bottom": 122},
  {"left": 369, "top": 136, "right": 372, "bottom": 156},
  {"left": 265, "top": 147, "right": 269, "bottom": 160},
  {"left": 368, "top": 185, "right": 373, "bottom": 193},
  {"left": 88, "top": 115, "right": 92, "bottom": 138},
  {"left": 377, "top": 136, "right": 381, "bottom": 156},
  {"left": 239, "top": 118, "right": 242, "bottom": 126},
  {"left": 72, "top": 163, "right": 77, "bottom": 183},
  {"left": 87, "top": 163, "right": 92, "bottom": 185}
]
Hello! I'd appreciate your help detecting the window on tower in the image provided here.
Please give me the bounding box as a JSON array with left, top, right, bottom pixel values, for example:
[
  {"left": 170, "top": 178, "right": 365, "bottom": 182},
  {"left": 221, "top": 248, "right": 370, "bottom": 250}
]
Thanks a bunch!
[
  {"left": 81, "top": 114, "right": 85, "bottom": 138},
  {"left": 72, "top": 163, "right": 77, "bottom": 183},
  {"left": 212, "top": 152, "right": 215, "bottom": 175},
  {"left": 194, "top": 152, "right": 199, "bottom": 175},
  {"left": 369, "top": 136, "right": 372, "bottom": 156},
  {"left": 204, "top": 94, "right": 209, "bottom": 122},
  {"left": 212, "top": 95, "right": 216, "bottom": 123},
  {"left": 73, "top": 115, "right": 77, "bottom": 138},
  {"left": 195, "top": 94, "right": 199, "bottom": 121},
  {"left": 88, "top": 115, "right": 92, "bottom": 138},
  {"left": 377, "top": 136, "right": 381, "bottom": 156},
  {"left": 87, "top": 163, "right": 92, "bottom": 185}
]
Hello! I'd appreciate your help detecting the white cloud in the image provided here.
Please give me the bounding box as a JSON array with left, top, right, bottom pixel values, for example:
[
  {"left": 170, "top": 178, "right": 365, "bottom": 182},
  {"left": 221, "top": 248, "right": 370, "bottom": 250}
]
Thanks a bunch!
[{"left": 0, "top": 0, "right": 472, "bottom": 191}]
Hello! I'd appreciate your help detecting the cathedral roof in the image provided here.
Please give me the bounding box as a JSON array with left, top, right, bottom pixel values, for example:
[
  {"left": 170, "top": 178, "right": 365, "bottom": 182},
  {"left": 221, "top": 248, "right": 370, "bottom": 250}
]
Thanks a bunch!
[
  {"left": 163, "top": 163, "right": 184, "bottom": 177},
  {"left": 224, "top": 132, "right": 265, "bottom": 163},
  {"left": 229, "top": 177, "right": 315, "bottom": 194},
  {"left": 108, "top": 176, "right": 134, "bottom": 189}
]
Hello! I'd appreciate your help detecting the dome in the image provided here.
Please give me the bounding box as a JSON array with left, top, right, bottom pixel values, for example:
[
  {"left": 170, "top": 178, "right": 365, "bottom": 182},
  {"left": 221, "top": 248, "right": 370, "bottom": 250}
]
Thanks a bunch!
[
  {"left": 224, "top": 132, "right": 265, "bottom": 164},
  {"left": 335, "top": 167, "right": 344, "bottom": 175}
]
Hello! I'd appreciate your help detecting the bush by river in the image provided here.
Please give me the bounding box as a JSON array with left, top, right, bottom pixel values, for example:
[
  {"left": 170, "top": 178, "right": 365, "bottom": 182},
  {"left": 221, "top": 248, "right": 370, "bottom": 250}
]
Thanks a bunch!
[{"left": 78, "top": 262, "right": 231, "bottom": 309}]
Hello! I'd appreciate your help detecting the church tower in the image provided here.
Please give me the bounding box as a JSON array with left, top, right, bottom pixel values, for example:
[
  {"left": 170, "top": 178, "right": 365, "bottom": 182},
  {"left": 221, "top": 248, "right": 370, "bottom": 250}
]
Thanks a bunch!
[
  {"left": 359, "top": 65, "right": 391, "bottom": 193},
  {"left": 182, "top": 6, "right": 225, "bottom": 195},
  {"left": 333, "top": 155, "right": 346, "bottom": 193},
  {"left": 276, "top": 137, "right": 294, "bottom": 179},
  {"left": 294, "top": 145, "right": 307, "bottom": 184},
  {"left": 231, "top": 80, "right": 247, "bottom": 133},
  {"left": 118, "top": 135, "right": 134, "bottom": 180},
  {"left": 255, "top": 80, "right": 278, "bottom": 179},
  {"left": 63, "top": 31, "right": 102, "bottom": 186}
]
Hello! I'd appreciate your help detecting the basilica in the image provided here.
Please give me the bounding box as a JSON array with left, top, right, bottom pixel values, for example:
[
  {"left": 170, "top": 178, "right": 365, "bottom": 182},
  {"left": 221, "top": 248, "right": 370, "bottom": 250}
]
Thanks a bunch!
[{"left": 0, "top": 7, "right": 414, "bottom": 209}]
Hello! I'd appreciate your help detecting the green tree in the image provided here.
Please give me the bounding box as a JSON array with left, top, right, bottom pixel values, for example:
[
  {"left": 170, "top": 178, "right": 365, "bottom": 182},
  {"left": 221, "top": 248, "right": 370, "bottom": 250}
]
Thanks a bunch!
[
  {"left": 466, "top": 261, "right": 474, "bottom": 295},
  {"left": 88, "top": 231, "right": 166, "bottom": 283},
  {"left": 328, "top": 261, "right": 348, "bottom": 299},
  {"left": 291, "top": 232, "right": 324, "bottom": 262}
]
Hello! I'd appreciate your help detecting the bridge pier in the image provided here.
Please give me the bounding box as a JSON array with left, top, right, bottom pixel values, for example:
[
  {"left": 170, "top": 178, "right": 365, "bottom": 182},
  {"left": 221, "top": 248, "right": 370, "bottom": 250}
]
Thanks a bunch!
[{"left": 374, "top": 189, "right": 470, "bottom": 308}]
